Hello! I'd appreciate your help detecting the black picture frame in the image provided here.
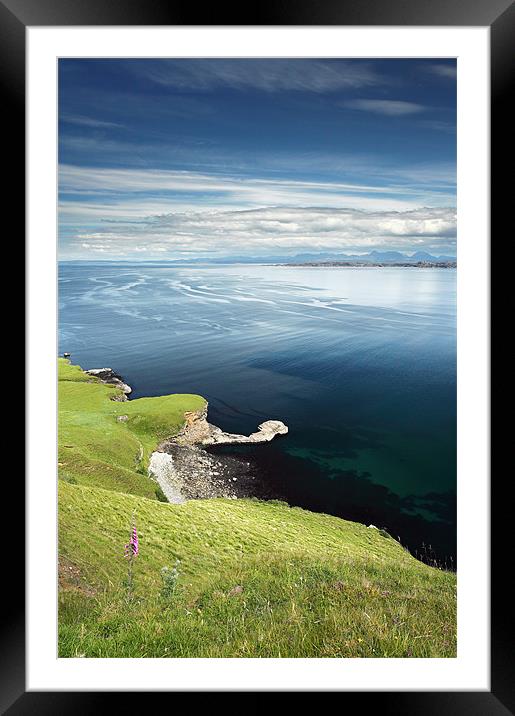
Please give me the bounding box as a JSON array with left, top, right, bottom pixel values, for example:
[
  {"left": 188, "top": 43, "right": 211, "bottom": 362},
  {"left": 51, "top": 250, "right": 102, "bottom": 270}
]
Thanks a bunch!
[{"left": 4, "top": 0, "right": 505, "bottom": 710}]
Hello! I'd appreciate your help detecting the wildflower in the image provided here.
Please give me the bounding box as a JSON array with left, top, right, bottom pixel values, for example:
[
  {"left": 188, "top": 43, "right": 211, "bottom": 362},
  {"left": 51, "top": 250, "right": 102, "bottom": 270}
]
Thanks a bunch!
[
  {"left": 124, "top": 513, "right": 138, "bottom": 600},
  {"left": 125, "top": 524, "right": 139, "bottom": 558},
  {"left": 161, "top": 559, "right": 181, "bottom": 599}
]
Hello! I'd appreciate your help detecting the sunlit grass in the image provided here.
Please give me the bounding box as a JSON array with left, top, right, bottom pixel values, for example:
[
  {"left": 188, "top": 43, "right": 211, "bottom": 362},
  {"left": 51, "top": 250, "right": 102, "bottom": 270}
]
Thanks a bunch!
[
  {"left": 59, "top": 482, "right": 456, "bottom": 658},
  {"left": 58, "top": 358, "right": 205, "bottom": 498},
  {"left": 58, "top": 358, "right": 456, "bottom": 658}
]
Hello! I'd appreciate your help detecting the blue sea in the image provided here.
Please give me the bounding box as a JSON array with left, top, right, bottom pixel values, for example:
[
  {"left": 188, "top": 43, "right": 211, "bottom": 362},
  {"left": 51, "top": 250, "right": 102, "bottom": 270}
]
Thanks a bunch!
[{"left": 59, "top": 262, "right": 456, "bottom": 563}]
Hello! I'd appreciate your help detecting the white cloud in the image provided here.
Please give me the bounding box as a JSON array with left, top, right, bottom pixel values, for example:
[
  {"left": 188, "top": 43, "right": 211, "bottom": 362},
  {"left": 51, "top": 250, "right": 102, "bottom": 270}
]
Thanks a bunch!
[
  {"left": 67, "top": 206, "right": 456, "bottom": 257},
  {"left": 59, "top": 164, "right": 456, "bottom": 258},
  {"left": 343, "top": 99, "right": 426, "bottom": 116}
]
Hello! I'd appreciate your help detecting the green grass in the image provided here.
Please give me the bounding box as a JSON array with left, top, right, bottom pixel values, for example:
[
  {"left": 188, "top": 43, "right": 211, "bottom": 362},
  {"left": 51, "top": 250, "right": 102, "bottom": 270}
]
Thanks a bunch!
[
  {"left": 58, "top": 359, "right": 456, "bottom": 658},
  {"left": 58, "top": 358, "right": 205, "bottom": 498}
]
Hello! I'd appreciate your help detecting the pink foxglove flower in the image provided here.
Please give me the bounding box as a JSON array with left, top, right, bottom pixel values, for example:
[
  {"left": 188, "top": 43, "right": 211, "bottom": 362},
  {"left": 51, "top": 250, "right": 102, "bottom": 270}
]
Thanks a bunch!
[{"left": 125, "top": 524, "right": 139, "bottom": 558}]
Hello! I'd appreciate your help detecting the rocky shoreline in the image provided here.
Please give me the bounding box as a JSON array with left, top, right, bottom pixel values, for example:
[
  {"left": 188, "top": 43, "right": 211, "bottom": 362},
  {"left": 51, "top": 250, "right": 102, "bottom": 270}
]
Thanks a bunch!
[
  {"left": 149, "top": 443, "right": 283, "bottom": 503},
  {"left": 85, "top": 368, "right": 132, "bottom": 400},
  {"left": 151, "top": 405, "right": 288, "bottom": 503},
  {"left": 84, "top": 362, "right": 288, "bottom": 504}
]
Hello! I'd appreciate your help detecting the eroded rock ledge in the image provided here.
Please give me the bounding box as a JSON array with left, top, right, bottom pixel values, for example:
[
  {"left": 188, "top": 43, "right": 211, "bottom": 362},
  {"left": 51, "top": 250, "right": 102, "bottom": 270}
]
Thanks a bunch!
[
  {"left": 163, "top": 406, "right": 288, "bottom": 448},
  {"left": 86, "top": 368, "right": 132, "bottom": 400}
]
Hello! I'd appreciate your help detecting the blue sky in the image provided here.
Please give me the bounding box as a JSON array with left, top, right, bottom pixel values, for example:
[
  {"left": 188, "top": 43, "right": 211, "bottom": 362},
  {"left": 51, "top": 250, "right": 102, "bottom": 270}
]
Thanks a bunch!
[{"left": 58, "top": 59, "right": 456, "bottom": 260}]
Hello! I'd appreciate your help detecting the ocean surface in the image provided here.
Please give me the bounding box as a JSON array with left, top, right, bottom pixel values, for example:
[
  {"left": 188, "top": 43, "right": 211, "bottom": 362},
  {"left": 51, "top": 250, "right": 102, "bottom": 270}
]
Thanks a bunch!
[{"left": 59, "top": 262, "right": 457, "bottom": 564}]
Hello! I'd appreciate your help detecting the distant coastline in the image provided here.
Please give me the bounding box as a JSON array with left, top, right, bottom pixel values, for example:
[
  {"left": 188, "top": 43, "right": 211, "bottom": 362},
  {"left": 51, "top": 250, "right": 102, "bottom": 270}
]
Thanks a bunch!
[
  {"left": 278, "top": 260, "right": 457, "bottom": 269},
  {"left": 58, "top": 251, "right": 456, "bottom": 267}
]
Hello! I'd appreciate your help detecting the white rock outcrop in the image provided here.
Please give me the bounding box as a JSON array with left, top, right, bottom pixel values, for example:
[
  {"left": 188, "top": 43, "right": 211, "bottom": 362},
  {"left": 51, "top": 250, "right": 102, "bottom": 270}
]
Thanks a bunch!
[
  {"left": 166, "top": 407, "right": 288, "bottom": 448},
  {"left": 202, "top": 420, "right": 288, "bottom": 446}
]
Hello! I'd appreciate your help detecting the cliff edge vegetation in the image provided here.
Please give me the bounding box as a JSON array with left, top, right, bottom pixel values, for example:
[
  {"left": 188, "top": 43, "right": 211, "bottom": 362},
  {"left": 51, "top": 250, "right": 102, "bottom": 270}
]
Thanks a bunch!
[
  {"left": 58, "top": 359, "right": 456, "bottom": 658},
  {"left": 58, "top": 358, "right": 205, "bottom": 499}
]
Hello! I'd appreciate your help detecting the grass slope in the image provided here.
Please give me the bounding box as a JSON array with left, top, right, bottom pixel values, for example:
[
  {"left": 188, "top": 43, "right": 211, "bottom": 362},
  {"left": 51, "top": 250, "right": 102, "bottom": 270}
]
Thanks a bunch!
[
  {"left": 58, "top": 360, "right": 456, "bottom": 658},
  {"left": 58, "top": 358, "right": 205, "bottom": 498}
]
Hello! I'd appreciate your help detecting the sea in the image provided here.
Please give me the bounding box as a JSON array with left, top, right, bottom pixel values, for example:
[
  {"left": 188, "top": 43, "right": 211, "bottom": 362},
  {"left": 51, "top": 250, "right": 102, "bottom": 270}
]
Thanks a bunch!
[{"left": 59, "top": 261, "right": 457, "bottom": 565}]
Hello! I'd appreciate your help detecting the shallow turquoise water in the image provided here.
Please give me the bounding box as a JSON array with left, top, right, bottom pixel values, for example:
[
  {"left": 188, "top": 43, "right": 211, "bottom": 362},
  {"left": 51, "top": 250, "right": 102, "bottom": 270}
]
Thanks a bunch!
[{"left": 59, "top": 262, "right": 456, "bottom": 562}]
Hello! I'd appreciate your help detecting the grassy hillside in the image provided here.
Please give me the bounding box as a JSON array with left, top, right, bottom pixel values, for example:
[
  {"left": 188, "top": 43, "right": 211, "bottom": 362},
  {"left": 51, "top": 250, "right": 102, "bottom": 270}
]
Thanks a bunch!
[
  {"left": 58, "top": 358, "right": 205, "bottom": 498},
  {"left": 58, "top": 359, "right": 457, "bottom": 658}
]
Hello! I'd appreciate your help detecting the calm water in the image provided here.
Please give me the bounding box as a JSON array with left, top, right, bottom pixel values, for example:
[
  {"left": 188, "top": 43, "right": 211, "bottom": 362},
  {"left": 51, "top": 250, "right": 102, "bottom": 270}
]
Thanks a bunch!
[{"left": 59, "top": 262, "right": 456, "bottom": 563}]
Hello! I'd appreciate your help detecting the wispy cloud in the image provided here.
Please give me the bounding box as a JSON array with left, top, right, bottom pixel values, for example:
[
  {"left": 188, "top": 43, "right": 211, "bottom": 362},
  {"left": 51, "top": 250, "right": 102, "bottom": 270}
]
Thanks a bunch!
[
  {"left": 58, "top": 163, "right": 456, "bottom": 240},
  {"left": 425, "top": 63, "right": 457, "bottom": 80},
  {"left": 343, "top": 99, "right": 426, "bottom": 116},
  {"left": 59, "top": 136, "right": 457, "bottom": 194},
  {"left": 419, "top": 119, "right": 456, "bottom": 134},
  {"left": 60, "top": 114, "right": 124, "bottom": 129},
  {"left": 132, "top": 59, "right": 383, "bottom": 93}
]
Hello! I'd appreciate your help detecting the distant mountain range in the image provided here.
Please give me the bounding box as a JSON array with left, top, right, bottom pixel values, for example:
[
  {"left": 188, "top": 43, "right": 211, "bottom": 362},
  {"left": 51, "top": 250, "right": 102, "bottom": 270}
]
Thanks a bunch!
[
  {"left": 170, "top": 250, "right": 456, "bottom": 265},
  {"left": 281, "top": 250, "right": 456, "bottom": 264},
  {"left": 64, "top": 250, "right": 456, "bottom": 265}
]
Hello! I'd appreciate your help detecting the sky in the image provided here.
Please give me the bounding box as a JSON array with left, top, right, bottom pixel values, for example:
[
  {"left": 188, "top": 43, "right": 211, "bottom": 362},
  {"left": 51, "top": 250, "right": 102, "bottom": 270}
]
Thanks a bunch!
[{"left": 58, "top": 59, "right": 457, "bottom": 260}]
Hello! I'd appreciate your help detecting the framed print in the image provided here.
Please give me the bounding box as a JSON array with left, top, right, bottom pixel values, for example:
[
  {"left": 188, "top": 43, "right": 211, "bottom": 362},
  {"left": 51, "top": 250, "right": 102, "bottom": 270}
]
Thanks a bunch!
[{"left": 4, "top": 0, "right": 506, "bottom": 709}]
